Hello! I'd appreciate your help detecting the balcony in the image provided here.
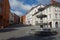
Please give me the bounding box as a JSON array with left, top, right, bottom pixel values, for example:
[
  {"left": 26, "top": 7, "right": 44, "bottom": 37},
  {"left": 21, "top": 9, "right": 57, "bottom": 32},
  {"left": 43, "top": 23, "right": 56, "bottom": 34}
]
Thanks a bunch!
[{"left": 36, "top": 14, "right": 47, "bottom": 18}]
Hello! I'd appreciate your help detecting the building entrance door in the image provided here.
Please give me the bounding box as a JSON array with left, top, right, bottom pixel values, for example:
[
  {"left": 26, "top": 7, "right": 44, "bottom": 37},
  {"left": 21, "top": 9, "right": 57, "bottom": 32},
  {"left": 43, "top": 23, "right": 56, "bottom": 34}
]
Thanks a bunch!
[
  {"left": 49, "top": 22, "right": 52, "bottom": 28},
  {"left": 0, "top": 16, "right": 3, "bottom": 28}
]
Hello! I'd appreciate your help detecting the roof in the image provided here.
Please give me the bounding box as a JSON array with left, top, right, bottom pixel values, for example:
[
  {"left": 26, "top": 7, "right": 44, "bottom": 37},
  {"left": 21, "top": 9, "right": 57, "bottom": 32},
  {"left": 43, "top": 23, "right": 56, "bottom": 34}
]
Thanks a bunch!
[
  {"left": 32, "top": 0, "right": 60, "bottom": 16},
  {"left": 26, "top": 7, "right": 35, "bottom": 15},
  {"left": 26, "top": 3, "right": 44, "bottom": 15},
  {"left": 44, "top": 0, "right": 60, "bottom": 9},
  {"left": 32, "top": 7, "right": 45, "bottom": 16},
  {"left": 51, "top": 0, "right": 60, "bottom": 5}
]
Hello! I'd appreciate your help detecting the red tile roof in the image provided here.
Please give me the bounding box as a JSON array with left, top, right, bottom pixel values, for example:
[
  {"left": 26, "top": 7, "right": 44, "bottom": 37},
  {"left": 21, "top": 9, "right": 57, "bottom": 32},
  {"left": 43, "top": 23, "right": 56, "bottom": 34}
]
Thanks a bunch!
[{"left": 51, "top": 0, "right": 60, "bottom": 5}]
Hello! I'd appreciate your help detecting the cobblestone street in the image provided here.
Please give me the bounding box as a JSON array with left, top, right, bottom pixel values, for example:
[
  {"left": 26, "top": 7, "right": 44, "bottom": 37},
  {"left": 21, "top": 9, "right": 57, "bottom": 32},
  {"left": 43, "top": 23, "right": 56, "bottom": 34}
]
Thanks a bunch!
[{"left": 0, "top": 24, "right": 60, "bottom": 40}]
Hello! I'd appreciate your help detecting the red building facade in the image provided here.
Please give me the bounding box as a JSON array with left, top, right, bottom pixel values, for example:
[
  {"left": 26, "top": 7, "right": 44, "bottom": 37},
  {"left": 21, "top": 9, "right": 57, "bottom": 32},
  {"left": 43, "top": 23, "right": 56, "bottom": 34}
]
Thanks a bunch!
[
  {"left": 0, "top": 0, "right": 10, "bottom": 29},
  {"left": 14, "top": 14, "right": 20, "bottom": 24},
  {"left": 20, "top": 16, "right": 26, "bottom": 24}
]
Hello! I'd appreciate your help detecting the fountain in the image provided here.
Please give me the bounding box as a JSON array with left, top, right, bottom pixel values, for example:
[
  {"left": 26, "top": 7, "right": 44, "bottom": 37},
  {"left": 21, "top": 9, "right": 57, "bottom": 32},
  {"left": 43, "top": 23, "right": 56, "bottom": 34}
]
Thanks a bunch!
[{"left": 30, "top": 8, "right": 58, "bottom": 36}]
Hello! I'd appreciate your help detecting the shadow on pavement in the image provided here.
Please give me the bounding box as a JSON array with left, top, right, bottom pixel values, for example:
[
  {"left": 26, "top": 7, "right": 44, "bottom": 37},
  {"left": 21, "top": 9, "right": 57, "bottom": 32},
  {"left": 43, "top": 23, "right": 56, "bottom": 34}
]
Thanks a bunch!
[
  {"left": 7, "top": 35, "right": 57, "bottom": 40},
  {"left": 34, "top": 31, "right": 58, "bottom": 36},
  {"left": 7, "top": 24, "right": 31, "bottom": 28},
  {"left": 0, "top": 28, "right": 17, "bottom": 33}
]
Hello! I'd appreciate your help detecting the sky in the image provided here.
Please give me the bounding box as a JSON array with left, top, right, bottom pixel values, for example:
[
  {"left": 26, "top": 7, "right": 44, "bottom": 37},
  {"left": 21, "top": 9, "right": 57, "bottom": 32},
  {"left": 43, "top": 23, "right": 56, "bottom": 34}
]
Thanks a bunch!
[{"left": 9, "top": 0, "right": 60, "bottom": 16}]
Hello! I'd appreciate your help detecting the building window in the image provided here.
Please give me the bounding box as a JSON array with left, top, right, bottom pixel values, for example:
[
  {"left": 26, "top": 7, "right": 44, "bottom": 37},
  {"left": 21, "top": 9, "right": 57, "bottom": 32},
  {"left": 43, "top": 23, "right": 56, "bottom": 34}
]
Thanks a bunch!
[
  {"left": 49, "top": 22, "right": 52, "bottom": 28},
  {"left": 48, "top": 7, "right": 51, "bottom": 12},
  {"left": 55, "top": 7, "right": 60, "bottom": 12},
  {"left": 49, "top": 14, "right": 51, "bottom": 18},
  {"left": 28, "top": 21, "right": 30, "bottom": 24},
  {"left": 55, "top": 13, "right": 58, "bottom": 18},
  {"left": 35, "top": 21, "right": 38, "bottom": 25},
  {"left": 46, "top": 9, "right": 48, "bottom": 13},
  {"left": 59, "top": 14, "right": 60, "bottom": 17}
]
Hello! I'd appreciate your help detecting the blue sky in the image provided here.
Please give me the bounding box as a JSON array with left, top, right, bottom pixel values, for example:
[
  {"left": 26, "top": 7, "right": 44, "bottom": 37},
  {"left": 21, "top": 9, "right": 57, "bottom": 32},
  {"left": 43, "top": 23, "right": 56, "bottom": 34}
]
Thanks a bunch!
[{"left": 9, "top": 0, "right": 60, "bottom": 16}]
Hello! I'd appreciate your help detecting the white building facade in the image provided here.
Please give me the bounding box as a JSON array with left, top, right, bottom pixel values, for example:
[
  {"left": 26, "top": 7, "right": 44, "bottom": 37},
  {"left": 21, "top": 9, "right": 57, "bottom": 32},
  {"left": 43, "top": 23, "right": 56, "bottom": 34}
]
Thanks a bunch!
[
  {"left": 42, "top": 3, "right": 60, "bottom": 28},
  {"left": 26, "top": 5, "right": 44, "bottom": 25},
  {"left": 9, "top": 12, "right": 14, "bottom": 24},
  {"left": 32, "top": 0, "right": 60, "bottom": 28},
  {"left": 26, "top": 0, "right": 60, "bottom": 29}
]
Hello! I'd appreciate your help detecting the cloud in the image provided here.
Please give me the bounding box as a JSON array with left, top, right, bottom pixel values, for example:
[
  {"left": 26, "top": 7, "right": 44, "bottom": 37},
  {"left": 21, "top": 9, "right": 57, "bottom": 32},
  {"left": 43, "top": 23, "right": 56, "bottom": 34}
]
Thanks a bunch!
[
  {"left": 21, "top": 4, "right": 36, "bottom": 11},
  {"left": 9, "top": 0, "right": 36, "bottom": 10},
  {"left": 9, "top": 0, "right": 36, "bottom": 16},
  {"left": 37, "top": 0, "right": 42, "bottom": 2},
  {"left": 11, "top": 10, "right": 23, "bottom": 16},
  {"left": 37, "top": 0, "right": 50, "bottom": 5},
  {"left": 14, "top": 11, "right": 23, "bottom": 16}
]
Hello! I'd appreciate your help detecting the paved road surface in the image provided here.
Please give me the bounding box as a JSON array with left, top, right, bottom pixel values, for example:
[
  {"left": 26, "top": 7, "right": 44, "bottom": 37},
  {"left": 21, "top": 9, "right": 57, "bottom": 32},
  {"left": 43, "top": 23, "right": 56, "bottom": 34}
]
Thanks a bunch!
[{"left": 0, "top": 24, "right": 60, "bottom": 40}]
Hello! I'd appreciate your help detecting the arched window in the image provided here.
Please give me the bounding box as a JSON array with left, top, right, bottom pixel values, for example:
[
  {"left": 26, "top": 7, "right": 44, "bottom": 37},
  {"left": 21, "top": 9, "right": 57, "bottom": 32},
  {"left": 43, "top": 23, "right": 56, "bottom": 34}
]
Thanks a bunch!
[
  {"left": 55, "top": 22, "right": 58, "bottom": 28},
  {"left": 49, "top": 22, "right": 52, "bottom": 28},
  {"left": 40, "top": 25, "right": 43, "bottom": 28}
]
